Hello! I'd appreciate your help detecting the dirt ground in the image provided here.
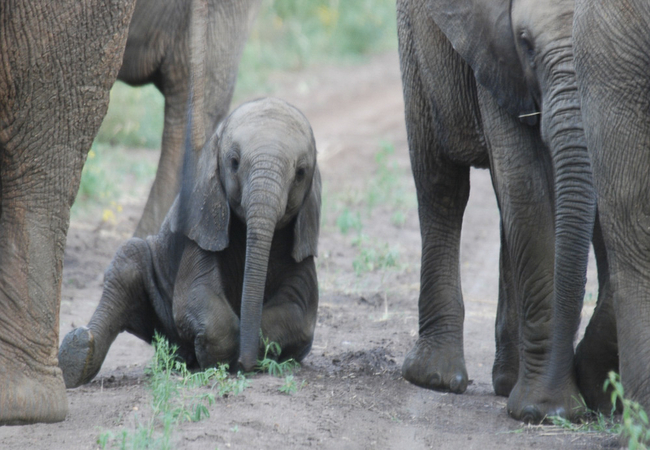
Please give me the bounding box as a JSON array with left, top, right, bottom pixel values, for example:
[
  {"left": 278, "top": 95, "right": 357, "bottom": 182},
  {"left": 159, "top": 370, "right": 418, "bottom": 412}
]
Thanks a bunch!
[{"left": 0, "top": 53, "right": 618, "bottom": 449}]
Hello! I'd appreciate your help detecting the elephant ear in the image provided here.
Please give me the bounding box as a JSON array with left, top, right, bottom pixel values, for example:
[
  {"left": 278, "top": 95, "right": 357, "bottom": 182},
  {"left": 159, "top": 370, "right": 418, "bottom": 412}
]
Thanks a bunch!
[
  {"left": 427, "top": 0, "right": 537, "bottom": 119},
  {"left": 170, "top": 122, "right": 231, "bottom": 252},
  {"left": 292, "top": 165, "right": 321, "bottom": 263}
]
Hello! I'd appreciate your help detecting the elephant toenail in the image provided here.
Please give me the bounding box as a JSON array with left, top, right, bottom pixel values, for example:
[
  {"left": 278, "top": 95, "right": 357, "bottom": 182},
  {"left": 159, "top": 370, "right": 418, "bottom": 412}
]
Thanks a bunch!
[
  {"left": 428, "top": 373, "right": 442, "bottom": 387},
  {"left": 520, "top": 405, "right": 543, "bottom": 424},
  {"left": 450, "top": 374, "right": 467, "bottom": 393}
]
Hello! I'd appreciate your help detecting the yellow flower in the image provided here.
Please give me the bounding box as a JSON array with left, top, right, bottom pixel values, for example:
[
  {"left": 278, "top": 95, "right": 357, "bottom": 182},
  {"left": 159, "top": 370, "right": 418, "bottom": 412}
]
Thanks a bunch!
[{"left": 102, "top": 209, "right": 116, "bottom": 224}]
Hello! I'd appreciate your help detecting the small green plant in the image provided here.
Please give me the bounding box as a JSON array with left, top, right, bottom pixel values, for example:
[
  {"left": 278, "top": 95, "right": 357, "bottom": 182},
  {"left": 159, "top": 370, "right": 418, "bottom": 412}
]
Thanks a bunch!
[
  {"left": 390, "top": 211, "right": 407, "bottom": 227},
  {"left": 278, "top": 375, "right": 305, "bottom": 395},
  {"left": 75, "top": 144, "right": 118, "bottom": 207},
  {"left": 336, "top": 207, "right": 363, "bottom": 235},
  {"left": 548, "top": 396, "right": 621, "bottom": 435},
  {"left": 606, "top": 371, "right": 650, "bottom": 449},
  {"left": 352, "top": 236, "right": 400, "bottom": 276},
  {"left": 98, "top": 333, "right": 248, "bottom": 449},
  {"left": 256, "top": 335, "right": 301, "bottom": 377}
]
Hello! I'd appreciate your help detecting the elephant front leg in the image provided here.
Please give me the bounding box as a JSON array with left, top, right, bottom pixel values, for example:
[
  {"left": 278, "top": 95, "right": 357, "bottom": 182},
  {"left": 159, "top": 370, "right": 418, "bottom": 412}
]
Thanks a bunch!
[
  {"left": 259, "top": 258, "right": 319, "bottom": 364},
  {"left": 0, "top": 194, "right": 69, "bottom": 424},
  {"left": 402, "top": 163, "right": 471, "bottom": 394},
  {"left": 481, "top": 86, "right": 582, "bottom": 422}
]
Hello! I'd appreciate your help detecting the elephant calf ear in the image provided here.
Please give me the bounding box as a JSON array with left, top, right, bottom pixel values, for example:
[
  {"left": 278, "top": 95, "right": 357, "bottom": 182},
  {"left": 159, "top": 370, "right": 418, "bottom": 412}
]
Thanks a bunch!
[
  {"left": 427, "top": 0, "right": 536, "bottom": 118},
  {"left": 292, "top": 166, "right": 322, "bottom": 263},
  {"left": 170, "top": 135, "right": 231, "bottom": 252}
]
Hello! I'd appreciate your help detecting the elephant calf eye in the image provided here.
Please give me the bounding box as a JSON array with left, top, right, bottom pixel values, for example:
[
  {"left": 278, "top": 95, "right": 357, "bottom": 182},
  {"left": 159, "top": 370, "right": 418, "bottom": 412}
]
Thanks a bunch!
[
  {"left": 295, "top": 167, "right": 306, "bottom": 182},
  {"left": 230, "top": 157, "right": 240, "bottom": 172}
]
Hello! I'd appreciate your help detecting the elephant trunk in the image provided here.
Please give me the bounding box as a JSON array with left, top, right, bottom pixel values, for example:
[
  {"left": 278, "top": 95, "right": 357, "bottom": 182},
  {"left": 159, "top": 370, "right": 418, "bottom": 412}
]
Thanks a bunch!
[
  {"left": 238, "top": 161, "right": 286, "bottom": 372},
  {"left": 543, "top": 54, "right": 597, "bottom": 384}
]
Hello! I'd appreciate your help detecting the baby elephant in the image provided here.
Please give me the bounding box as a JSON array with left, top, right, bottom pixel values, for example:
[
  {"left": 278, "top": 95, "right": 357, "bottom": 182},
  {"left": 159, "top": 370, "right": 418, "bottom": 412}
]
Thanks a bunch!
[{"left": 59, "top": 98, "right": 321, "bottom": 387}]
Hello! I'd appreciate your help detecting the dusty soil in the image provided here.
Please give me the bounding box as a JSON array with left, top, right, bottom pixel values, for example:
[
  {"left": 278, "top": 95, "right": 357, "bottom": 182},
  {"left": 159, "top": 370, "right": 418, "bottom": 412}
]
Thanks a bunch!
[{"left": 0, "top": 53, "right": 616, "bottom": 449}]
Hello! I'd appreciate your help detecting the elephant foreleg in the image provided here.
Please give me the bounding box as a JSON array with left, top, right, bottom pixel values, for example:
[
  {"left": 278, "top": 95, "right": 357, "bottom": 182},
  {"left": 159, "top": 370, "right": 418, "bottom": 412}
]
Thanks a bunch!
[
  {"left": 260, "top": 258, "right": 319, "bottom": 364},
  {"left": 480, "top": 85, "right": 582, "bottom": 422},
  {"left": 58, "top": 238, "right": 167, "bottom": 388}
]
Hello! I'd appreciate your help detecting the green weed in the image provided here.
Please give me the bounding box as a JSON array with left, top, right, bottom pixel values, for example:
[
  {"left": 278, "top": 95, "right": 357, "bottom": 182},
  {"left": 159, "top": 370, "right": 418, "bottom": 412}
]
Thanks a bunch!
[
  {"left": 98, "top": 333, "right": 248, "bottom": 449},
  {"left": 548, "top": 372, "right": 650, "bottom": 449},
  {"left": 366, "top": 140, "right": 416, "bottom": 212},
  {"left": 548, "top": 395, "right": 621, "bottom": 435},
  {"left": 72, "top": 144, "right": 157, "bottom": 217},
  {"left": 256, "top": 335, "right": 301, "bottom": 377},
  {"left": 278, "top": 375, "right": 305, "bottom": 395},
  {"left": 74, "top": 144, "right": 118, "bottom": 208},
  {"left": 390, "top": 211, "right": 407, "bottom": 227},
  {"left": 352, "top": 235, "right": 400, "bottom": 276},
  {"left": 606, "top": 371, "right": 650, "bottom": 449},
  {"left": 336, "top": 208, "right": 363, "bottom": 235}
]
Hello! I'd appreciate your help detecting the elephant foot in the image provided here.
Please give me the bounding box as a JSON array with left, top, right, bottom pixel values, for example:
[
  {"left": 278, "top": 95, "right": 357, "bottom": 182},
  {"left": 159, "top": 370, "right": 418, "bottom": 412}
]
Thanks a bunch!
[
  {"left": 575, "top": 340, "right": 619, "bottom": 413},
  {"left": 0, "top": 366, "right": 68, "bottom": 424},
  {"left": 58, "top": 326, "right": 101, "bottom": 388},
  {"left": 402, "top": 337, "right": 468, "bottom": 393},
  {"left": 492, "top": 364, "right": 518, "bottom": 397},
  {"left": 506, "top": 376, "right": 584, "bottom": 424}
]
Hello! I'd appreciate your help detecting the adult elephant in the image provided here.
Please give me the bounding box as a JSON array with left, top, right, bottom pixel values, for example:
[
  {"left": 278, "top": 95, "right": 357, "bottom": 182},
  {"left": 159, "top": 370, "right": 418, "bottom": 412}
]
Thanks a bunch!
[
  {"left": 119, "top": 0, "right": 261, "bottom": 238},
  {"left": 573, "top": 0, "right": 650, "bottom": 413},
  {"left": 0, "top": 0, "right": 136, "bottom": 424},
  {"left": 397, "top": 0, "right": 595, "bottom": 422}
]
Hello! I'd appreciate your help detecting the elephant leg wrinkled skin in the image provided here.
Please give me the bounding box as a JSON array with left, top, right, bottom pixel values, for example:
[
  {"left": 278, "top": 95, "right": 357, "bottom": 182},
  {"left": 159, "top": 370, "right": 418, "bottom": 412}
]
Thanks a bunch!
[
  {"left": 172, "top": 240, "right": 241, "bottom": 369},
  {"left": 479, "top": 86, "right": 581, "bottom": 422},
  {"left": 260, "top": 258, "right": 319, "bottom": 363},
  {"left": 575, "top": 0, "right": 650, "bottom": 412},
  {"left": 397, "top": 3, "right": 484, "bottom": 393},
  {"left": 59, "top": 238, "right": 170, "bottom": 388},
  {"left": 574, "top": 219, "right": 619, "bottom": 412},
  {"left": 492, "top": 226, "right": 520, "bottom": 397},
  {"left": 0, "top": 0, "right": 135, "bottom": 424},
  {"left": 118, "top": 0, "right": 261, "bottom": 238},
  {"left": 398, "top": 0, "right": 596, "bottom": 423}
]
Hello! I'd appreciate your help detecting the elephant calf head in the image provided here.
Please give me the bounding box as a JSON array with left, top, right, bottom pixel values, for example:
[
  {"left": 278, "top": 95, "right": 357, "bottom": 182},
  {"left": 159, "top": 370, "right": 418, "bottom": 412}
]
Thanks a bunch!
[{"left": 171, "top": 97, "right": 321, "bottom": 371}]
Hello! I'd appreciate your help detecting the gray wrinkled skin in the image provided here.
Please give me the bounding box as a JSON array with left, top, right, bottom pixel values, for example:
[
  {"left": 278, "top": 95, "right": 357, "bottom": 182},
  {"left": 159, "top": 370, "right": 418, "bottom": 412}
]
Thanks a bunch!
[{"left": 58, "top": 98, "right": 322, "bottom": 387}]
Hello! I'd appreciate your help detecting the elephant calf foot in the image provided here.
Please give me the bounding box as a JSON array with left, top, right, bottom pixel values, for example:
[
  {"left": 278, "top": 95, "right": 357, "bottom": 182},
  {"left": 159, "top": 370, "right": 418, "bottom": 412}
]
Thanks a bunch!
[
  {"left": 402, "top": 337, "right": 468, "bottom": 393},
  {"left": 58, "top": 326, "right": 101, "bottom": 388},
  {"left": 506, "top": 376, "right": 584, "bottom": 424}
]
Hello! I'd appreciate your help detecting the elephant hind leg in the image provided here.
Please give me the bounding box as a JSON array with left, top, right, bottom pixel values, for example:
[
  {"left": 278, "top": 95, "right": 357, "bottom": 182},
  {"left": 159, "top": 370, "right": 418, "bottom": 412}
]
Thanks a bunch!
[
  {"left": 575, "top": 218, "right": 619, "bottom": 412},
  {"left": 58, "top": 238, "right": 162, "bottom": 388}
]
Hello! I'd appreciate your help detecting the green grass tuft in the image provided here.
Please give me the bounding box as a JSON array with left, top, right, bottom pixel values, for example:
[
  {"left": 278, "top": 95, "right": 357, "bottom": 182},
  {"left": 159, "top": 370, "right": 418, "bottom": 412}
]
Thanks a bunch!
[
  {"left": 605, "top": 371, "right": 650, "bottom": 449},
  {"left": 255, "top": 334, "right": 301, "bottom": 378},
  {"left": 98, "top": 333, "right": 248, "bottom": 449}
]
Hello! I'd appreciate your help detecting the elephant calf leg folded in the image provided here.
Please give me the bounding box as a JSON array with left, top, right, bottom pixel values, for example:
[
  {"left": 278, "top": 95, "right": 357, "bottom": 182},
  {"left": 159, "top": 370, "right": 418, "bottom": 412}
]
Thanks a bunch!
[{"left": 59, "top": 238, "right": 163, "bottom": 388}]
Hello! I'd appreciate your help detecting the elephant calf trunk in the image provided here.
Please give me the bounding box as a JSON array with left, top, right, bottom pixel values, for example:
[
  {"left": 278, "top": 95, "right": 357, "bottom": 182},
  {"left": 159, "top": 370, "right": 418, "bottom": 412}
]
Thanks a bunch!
[{"left": 238, "top": 210, "right": 279, "bottom": 372}]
